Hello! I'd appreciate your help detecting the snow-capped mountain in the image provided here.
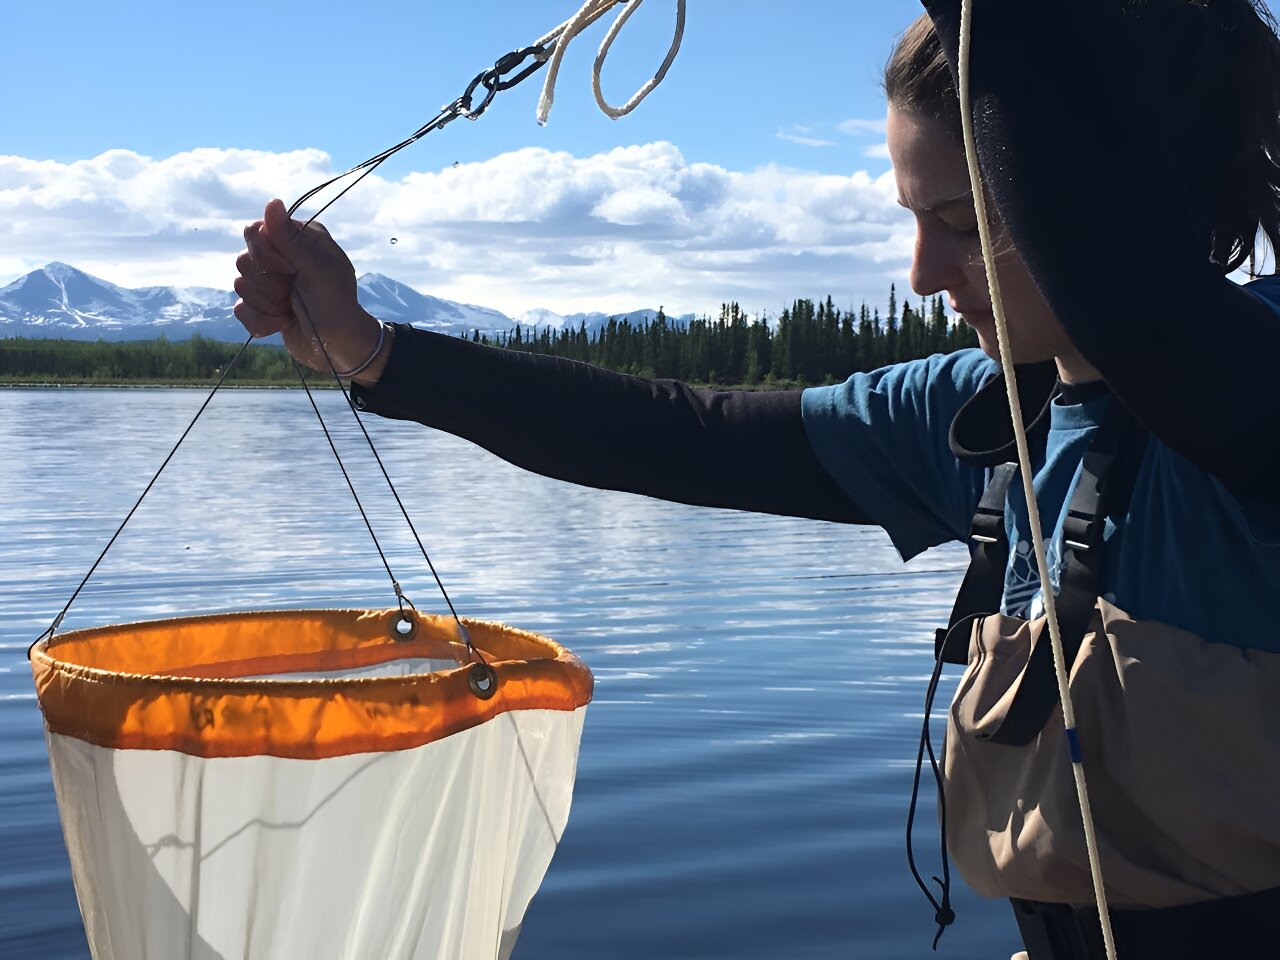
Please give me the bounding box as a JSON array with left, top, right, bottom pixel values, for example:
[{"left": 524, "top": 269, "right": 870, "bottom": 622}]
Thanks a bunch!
[
  {"left": 0, "top": 263, "right": 689, "bottom": 342},
  {"left": 0, "top": 262, "right": 241, "bottom": 341},
  {"left": 515, "top": 307, "right": 571, "bottom": 330},
  {"left": 355, "top": 273, "right": 513, "bottom": 334}
]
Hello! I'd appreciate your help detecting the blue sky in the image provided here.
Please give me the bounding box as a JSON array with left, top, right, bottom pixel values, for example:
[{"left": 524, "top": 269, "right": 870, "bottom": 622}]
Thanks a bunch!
[
  {"left": 3, "top": 0, "right": 1275, "bottom": 318},
  {"left": 5, "top": 1, "right": 915, "bottom": 172}
]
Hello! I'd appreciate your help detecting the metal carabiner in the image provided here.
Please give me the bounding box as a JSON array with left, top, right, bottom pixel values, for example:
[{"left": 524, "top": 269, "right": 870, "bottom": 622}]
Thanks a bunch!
[
  {"left": 458, "top": 68, "right": 500, "bottom": 120},
  {"left": 491, "top": 44, "right": 550, "bottom": 92}
]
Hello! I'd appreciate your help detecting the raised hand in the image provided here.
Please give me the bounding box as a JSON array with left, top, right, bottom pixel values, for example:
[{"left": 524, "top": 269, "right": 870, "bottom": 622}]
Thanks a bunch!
[{"left": 234, "top": 199, "right": 389, "bottom": 384}]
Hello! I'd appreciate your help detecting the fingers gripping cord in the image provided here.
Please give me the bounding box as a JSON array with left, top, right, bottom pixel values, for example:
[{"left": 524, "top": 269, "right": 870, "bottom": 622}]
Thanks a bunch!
[{"left": 957, "top": 2, "right": 1117, "bottom": 956}]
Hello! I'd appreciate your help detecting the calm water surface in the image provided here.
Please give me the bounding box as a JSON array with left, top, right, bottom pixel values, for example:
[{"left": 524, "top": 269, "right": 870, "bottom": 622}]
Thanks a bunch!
[{"left": 0, "top": 388, "right": 1021, "bottom": 959}]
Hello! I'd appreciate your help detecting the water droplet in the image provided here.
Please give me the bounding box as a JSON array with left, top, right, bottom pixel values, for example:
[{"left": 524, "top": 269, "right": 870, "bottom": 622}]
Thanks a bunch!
[{"left": 390, "top": 237, "right": 398, "bottom": 245}]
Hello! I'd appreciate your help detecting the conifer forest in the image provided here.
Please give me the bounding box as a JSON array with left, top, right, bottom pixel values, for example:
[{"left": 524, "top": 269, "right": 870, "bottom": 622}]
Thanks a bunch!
[
  {"left": 0, "top": 288, "right": 976, "bottom": 387},
  {"left": 481, "top": 290, "right": 975, "bottom": 386}
]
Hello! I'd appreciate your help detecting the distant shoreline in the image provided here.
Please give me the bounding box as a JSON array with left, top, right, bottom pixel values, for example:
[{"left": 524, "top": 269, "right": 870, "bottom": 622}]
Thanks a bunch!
[
  {"left": 0, "top": 380, "right": 337, "bottom": 390},
  {"left": 0, "top": 377, "right": 785, "bottom": 391}
]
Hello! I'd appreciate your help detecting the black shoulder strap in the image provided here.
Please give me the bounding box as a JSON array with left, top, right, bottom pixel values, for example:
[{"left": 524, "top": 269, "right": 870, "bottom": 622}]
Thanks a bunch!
[
  {"left": 980, "top": 402, "right": 1148, "bottom": 746},
  {"left": 934, "top": 364, "right": 1059, "bottom": 664},
  {"left": 935, "top": 462, "right": 1018, "bottom": 663}
]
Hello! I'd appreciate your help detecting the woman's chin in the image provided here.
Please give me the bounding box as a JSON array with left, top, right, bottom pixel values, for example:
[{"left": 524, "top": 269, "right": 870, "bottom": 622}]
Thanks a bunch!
[
  {"left": 967, "top": 316, "right": 1025, "bottom": 363},
  {"left": 971, "top": 327, "right": 1002, "bottom": 361}
]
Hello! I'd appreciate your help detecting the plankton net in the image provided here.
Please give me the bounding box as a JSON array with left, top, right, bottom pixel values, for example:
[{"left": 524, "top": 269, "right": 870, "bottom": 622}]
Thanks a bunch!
[
  {"left": 29, "top": 3, "right": 684, "bottom": 957},
  {"left": 30, "top": 610, "right": 592, "bottom": 959}
]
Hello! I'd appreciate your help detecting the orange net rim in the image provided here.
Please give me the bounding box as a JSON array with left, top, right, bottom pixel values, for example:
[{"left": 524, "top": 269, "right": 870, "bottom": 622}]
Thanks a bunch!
[{"left": 30, "top": 607, "right": 593, "bottom": 760}]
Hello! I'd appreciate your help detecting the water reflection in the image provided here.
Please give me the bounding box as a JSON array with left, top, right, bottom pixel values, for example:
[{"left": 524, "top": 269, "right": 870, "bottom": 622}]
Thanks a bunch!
[{"left": 0, "top": 388, "right": 1020, "bottom": 959}]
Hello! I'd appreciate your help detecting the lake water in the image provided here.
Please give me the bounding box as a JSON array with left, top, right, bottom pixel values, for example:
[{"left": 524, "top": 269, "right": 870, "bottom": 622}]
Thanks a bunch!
[{"left": 0, "top": 387, "right": 1022, "bottom": 958}]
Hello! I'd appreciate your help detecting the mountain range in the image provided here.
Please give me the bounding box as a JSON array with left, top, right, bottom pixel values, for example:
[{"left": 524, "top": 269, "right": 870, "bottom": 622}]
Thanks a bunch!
[{"left": 0, "top": 263, "right": 690, "bottom": 342}]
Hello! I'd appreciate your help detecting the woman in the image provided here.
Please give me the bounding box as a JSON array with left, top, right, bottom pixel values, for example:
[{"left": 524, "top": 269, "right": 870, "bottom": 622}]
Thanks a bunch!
[{"left": 235, "top": 2, "right": 1280, "bottom": 955}]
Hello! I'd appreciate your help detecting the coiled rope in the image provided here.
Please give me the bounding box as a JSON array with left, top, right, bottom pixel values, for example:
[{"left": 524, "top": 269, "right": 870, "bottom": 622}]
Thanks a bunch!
[
  {"left": 289, "top": 0, "right": 684, "bottom": 230},
  {"left": 956, "top": 1, "right": 1118, "bottom": 957},
  {"left": 536, "top": 0, "right": 686, "bottom": 124}
]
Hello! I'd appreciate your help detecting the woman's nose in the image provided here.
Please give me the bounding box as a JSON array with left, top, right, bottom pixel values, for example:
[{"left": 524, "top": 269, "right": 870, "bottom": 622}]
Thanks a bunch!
[{"left": 908, "top": 221, "right": 968, "bottom": 298}]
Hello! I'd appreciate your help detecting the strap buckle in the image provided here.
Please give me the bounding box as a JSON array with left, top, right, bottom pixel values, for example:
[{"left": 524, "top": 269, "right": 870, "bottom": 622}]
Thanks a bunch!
[
  {"left": 1061, "top": 448, "right": 1115, "bottom": 552},
  {"left": 970, "top": 507, "right": 1005, "bottom": 544},
  {"left": 969, "top": 461, "right": 1017, "bottom": 545}
]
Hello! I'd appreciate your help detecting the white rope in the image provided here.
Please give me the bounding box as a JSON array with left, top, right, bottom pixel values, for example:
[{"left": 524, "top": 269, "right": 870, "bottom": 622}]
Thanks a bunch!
[
  {"left": 956, "top": 3, "right": 1118, "bottom": 958},
  {"left": 534, "top": 0, "right": 686, "bottom": 125}
]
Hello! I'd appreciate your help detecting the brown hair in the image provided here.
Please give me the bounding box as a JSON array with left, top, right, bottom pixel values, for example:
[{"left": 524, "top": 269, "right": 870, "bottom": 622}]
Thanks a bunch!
[
  {"left": 884, "top": 3, "right": 1280, "bottom": 276},
  {"left": 884, "top": 15, "right": 962, "bottom": 144}
]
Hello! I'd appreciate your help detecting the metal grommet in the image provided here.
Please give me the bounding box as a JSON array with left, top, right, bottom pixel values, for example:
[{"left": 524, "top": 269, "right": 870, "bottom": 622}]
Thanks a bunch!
[
  {"left": 389, "top": 611, "right": 417, "bottom": 641},
  {"left": 467, "top": 662, "right": 498, "bottom": 700}
]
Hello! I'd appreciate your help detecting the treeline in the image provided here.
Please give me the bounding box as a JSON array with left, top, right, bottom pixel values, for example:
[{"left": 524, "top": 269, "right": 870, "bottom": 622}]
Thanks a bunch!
[
  {"left": 480, "top": 288, "right": 976, "bottom": 385},
  {"left": 0, "top": 334, "right": 300, "bottom": 384},
  {"left": 1, "top": 287, "right": 977, "bottom": 387}
]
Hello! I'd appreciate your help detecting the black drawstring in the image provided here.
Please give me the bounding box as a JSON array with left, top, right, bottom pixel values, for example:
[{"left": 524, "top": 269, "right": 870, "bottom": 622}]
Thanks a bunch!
[{"left": 906, "top": 615, "right": 980, "bottom": 949}]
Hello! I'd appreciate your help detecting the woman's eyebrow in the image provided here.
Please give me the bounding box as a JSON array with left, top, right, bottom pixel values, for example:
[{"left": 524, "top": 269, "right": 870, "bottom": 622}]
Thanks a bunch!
[{"left": 896, "top": 191, "right": 974, "bottom": 214}]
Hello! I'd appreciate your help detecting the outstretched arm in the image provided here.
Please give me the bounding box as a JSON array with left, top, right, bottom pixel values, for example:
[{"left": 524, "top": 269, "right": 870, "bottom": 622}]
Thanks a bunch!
[
  {"left": 352, "top": 328, "right": 868, "bottom": 522},
  {"left": 234, "top": 200, "right": 866, "bottom": 523}
]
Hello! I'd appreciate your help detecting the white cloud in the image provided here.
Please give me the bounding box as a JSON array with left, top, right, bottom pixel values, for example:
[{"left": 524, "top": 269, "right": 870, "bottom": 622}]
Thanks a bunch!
[
  {"left": 0, "top": 143, "right": 914, "bottom": 317},
  {"left": 775, "top": 130, "right": 836, "bottom": 148},
  {"left": 862, "top": 142, "right": 892, "bottom": 160},
  {"left": 838, "top": 117, "right": 888, "bottom": 137}
]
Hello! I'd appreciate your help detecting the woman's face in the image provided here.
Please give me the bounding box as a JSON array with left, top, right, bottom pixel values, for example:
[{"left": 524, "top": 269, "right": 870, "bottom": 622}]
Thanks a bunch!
[{"left": 886, "top": 105, "right": 1086, "bottom": 373}]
